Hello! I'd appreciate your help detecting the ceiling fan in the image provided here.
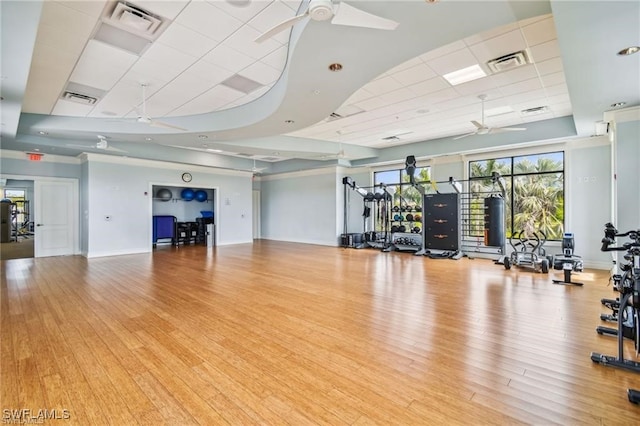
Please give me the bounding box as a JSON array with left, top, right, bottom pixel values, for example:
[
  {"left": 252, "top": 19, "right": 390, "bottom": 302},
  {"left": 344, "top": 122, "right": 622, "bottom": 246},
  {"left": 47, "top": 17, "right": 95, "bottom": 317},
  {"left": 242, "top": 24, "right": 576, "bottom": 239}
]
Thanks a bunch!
[
  {"left": 134, "top": 84, "right": 187, "bottom": 131},
  {"left": 250, "top": 159, "right": 267, "bottom": 174},
  {"left": 66, "top": 135, "right": 127, "bottom": 153},
  {"left": 255, "top": 0, "right": 399, "bottom": 43},
  {"left": 453, "top": 94, "right": 526, "bottom": 140}
]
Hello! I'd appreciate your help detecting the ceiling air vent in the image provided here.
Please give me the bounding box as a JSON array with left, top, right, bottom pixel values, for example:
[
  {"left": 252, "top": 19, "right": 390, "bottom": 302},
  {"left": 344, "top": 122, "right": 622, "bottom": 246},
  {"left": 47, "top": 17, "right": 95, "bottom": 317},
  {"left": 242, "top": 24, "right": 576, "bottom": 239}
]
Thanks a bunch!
[
  {"left": 327, "top": 112, "right": 343, "bottom": 121},
  {"left": 381, "top": 135, "right": 400, "bottom": 141},
  {"left": 520, "top": 106, "right": 549, "bottom": 116},
  {"left": 486, "top": 50, "right": 530, "bottom": 73},
  {"left": 62, "top": 91, "right": 98, "bottom": 105},
  {"left": 109, "top": 2, "right": 162, "bottom": 36}
]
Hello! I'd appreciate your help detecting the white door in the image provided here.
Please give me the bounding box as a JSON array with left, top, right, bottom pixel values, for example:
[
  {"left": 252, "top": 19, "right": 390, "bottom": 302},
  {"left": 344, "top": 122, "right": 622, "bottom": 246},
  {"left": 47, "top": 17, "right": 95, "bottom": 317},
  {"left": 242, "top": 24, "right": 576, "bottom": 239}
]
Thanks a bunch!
[
  {"left": 252, "top": 190, "right": 260, "bottom": 239},
  {"left": 34, "top": 180, "right": 76, "bottom": 257}
]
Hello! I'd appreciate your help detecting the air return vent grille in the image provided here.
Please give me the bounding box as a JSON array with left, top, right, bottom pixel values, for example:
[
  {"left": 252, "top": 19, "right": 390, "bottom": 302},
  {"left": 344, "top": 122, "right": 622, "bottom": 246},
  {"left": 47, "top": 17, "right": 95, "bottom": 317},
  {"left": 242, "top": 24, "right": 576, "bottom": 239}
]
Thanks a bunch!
[
  {"left": 520, "top": 106, "right": 549, "bottom": 116},
  {"left": 62, "top": 91, "right": 98, "bottom": 105},
  {"left": 486, "top": 50, "right": 530, "bottom": 73}
]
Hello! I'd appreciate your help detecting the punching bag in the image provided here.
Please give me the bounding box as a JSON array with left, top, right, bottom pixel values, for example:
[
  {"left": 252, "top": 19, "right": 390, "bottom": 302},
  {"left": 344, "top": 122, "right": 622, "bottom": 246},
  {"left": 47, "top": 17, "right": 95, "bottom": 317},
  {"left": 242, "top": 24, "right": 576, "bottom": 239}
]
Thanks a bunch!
[{"left": 484, "top": 196, "right": 505, "bottom": 247}]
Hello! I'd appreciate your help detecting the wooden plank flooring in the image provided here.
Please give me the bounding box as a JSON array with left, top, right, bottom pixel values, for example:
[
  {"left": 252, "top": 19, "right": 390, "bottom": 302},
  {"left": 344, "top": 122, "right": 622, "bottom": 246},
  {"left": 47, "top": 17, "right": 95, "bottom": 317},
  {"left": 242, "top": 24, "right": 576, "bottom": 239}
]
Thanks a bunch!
[{"left": 2, "top": 240, "right": 640, "bottom": 425}]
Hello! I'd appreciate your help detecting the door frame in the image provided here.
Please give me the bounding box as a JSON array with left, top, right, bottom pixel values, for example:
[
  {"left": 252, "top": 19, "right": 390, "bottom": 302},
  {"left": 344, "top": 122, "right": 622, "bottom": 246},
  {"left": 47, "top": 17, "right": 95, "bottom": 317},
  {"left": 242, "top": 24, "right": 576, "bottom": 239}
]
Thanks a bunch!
[{"left": 0, "top": 174, "right": 80, "bottom": 257}]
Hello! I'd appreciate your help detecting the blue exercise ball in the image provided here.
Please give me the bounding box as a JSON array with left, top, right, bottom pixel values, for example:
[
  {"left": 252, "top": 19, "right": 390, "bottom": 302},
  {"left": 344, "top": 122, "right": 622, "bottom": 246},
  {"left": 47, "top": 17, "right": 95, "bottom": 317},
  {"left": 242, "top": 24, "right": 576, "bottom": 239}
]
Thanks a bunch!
[
  {"left": 156, "top": 188, "right": 172, "bottom": 202},
  {"left": 181, "top": 188, "right": 195, "bottom": 201},
  {"left": 194, "top": 190, "right": 208, "bottom": 202}
]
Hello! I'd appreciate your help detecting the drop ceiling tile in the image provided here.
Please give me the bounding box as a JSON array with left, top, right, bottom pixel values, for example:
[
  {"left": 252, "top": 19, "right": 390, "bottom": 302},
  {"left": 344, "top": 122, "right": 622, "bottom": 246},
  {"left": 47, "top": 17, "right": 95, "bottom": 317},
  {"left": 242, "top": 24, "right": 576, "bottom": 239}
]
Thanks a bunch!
[
  {"left": 544, "top": 83, "right": 569, "bottom": 97},
  {"left": 518, "top": 13, "right": 552, "bottom": 28},
  {"left": 156, "top": 22, "right": 220, "bottom": 58},
  {"left": 546, "top": 93, "right": 571, "bottom": 105},
  {"left": 185, "top": 60, "right": 234, "bottom": 86},
  {"left": 133, "top": 0, "right": 191, "bottom": 20},
  {"left": 69, "top": 40, "right": 139, "bottom": 91},
  {"left": 419, "top": 40, "right": 466, "bottom": 62},
  {"left": 378, "top": 87, "right": 417, "bottom": 105},
  {"left": 362, "top": 75, "right": 403, "bottom": 96},
  {"left": 174, "top": 85, "right": 246, "bottom": 116},
  {"left": 387, "top": 56, "right": 424, "bottom": 74},
  {"left": 223, "top": 25, "right": 282, "bottom": 60},
  {"left": 51, "top": 99, "right": 94, "bottom": 117},
  {"left": 540, "top": 71, "right": 566, "bottom": 87},
  {"left": 260, "top": 45, "right": 288, "bottom": 70},
  {"left": 141, "top": 42, "right": 198, "bottom": 75},
  {"left": 281, "top": 1, "right": 303, "bottom": 12},
  {"left": 453, "top": 75, "right": 499, "bottom": 96},
  {"left": 143, "top": 84, "right": 202, "bottom": 117},
  {"left": 239, "top": 61, "right": 281, "bottom": 85},
  {"left": 201, "top": 44, "right": 255, "bottom": 73},
  {"left": 352, "top": 96, "right": 388, "bottom": 112},
  {"left": 22, "top": 68, "right": 68, "bottom": 114},
  {"left": 407, "top": 77, "right": 450, "bottom": 96},
  {"left": 499, "top": 78, "right": 543, "bottom": 97},
  {"left": 248, "top": 0, "right": 298, "bottom": 45},
  {"left": 490, "top": 64, "right": 538, "bottom": 86},
  {"left": 175, "top": 1, "right": 243, "bottom": 42},
  {"left": 535, "top": 57, "right": 563, "bottom": 76},
  {"left": 428, "top": 47, "right": 479, "bottom": 76},
  {"left": 391, "top": 63, "right": 437, "bottom": 86},
  {"left": 126, "top": 57, "right": 183, "bottom": 87},
  {"left": 463, "top": 22, "right": 519, "bottom": 45},
  {"left": 528, "top": 39, "right": 561, "bottom": 63},
  {"left": 521, "top": 17, "right": 556, "bottom": 47},
  {"left": 345, "top": 87, "right": 375, "bottom": 104},
  {"left": 35, "top": 21, "right": 88, "bottom": 55},
  {"left": 210, "top": 0, "right": 272, "bottom": 21},
  {"left": 60, "top": 0, "right": 108, "bottom": 18},
  {"left": 88, "top": 81, "right": 147, "bottom": 118},
  {"left": 468, "top": 29, "right": 527, "bottom": 65},
  {"left": 40, "top": 1, "right": 97, "bottom": 33}
]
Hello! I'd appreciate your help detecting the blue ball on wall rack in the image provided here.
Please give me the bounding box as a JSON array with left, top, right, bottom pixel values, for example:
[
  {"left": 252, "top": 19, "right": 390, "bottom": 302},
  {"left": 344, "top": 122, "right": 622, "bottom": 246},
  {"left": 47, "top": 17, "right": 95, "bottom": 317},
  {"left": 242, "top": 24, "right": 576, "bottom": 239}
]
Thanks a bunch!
[
  {"left": 180, "top": 188, "right": 195, "bottom": 201},
  {"left": 194, "top": 190, "right": 208, "bottom": 202}
]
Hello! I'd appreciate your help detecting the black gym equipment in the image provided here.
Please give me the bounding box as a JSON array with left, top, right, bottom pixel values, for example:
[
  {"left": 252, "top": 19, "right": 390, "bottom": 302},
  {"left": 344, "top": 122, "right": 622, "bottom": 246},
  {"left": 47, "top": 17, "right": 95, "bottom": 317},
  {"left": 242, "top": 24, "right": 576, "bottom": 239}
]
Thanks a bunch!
[
  {"left": 551, "top": 232, "right": 584, "bottom": 286},
  {"left": 590, "top": 224, "right": 640, "bottom": 382}
]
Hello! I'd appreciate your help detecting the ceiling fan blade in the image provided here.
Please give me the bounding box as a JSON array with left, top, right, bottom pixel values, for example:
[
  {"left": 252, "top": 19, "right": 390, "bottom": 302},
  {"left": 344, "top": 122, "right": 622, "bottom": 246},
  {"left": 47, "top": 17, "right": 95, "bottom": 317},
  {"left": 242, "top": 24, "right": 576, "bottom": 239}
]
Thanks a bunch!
[
  {"left": 470, "top": 120, "right": 483, "bottom": 129},
  {"left": 255, "top": 12, "right": 309, "bottom": 43},
  {"left": 149, "top": 120, "right": 187, "bottom": 131},
  {"left": 331, "top": 2, "right": 399, "bottom": 30},
  {"left": 453, "top": 132, "right": 477, "bottom": 140}
]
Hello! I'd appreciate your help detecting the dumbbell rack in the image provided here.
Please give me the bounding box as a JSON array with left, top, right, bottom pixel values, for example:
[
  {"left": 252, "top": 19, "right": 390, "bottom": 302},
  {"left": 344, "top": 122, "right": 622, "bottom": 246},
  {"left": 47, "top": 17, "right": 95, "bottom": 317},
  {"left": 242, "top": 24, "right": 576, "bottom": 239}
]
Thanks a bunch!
[
  {"left": 390, "top": 204, "right": 422, "bottom": 252},
  {"left": 392, "top": 232, "right": 423, "bottom": 251}
]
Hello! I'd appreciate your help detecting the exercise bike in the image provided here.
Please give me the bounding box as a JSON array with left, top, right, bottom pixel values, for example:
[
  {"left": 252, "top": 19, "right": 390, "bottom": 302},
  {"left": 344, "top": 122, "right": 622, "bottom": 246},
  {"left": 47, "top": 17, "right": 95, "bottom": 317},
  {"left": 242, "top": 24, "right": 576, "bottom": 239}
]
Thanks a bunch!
[
  {"left": 503, "top": 230, "right": 550, "bottom": 273},
  {"left": 551, "top": 232, "right": 585, "bottom": 286}
]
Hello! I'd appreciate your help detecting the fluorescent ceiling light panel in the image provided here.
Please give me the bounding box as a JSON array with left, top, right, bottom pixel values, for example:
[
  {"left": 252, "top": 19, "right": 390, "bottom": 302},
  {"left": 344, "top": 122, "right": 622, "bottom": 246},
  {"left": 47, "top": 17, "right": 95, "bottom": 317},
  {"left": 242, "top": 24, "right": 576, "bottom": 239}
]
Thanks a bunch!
[
  {"left": 94, "top": 23, "right": 151, "bottom": 55},
  {"left": 220, "top": 74, "right": 263, "bottom": 94},
  {"left": 442, "top": 64, "right": 487, "bottom": 86}
]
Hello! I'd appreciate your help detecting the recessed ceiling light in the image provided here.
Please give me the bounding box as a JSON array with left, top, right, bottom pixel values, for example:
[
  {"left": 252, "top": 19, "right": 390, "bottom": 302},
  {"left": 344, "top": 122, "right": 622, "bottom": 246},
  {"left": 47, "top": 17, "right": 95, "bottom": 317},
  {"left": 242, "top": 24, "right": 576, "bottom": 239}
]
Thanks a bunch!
[
  {"left": 38, "top": 131, "right": 48, "bottom": 135},
  {"left": 33, "top": 148, "right": 40, "bottom": 152},
  {"left": 198, "top": 135, "right": 208, "bottom": 139},
  {"left": 328, "top": 63, "right": 343, "bottom": 72},
  {"left": 285, "top": 120, "right": 295, "bottom": 124},
  {"left": 313, "top": 89, "right": 321, "bottom": 95},
  {"left": 145, "top": 137, "right": 153, "bottom": 141},
  {"left": 618, "top": 46, "right": 640, "bottom": 56},
  {"left": 610, "top": 102, "right": 626, "bottom": 108},
  {"left": 272, "top": 152, "right": 280, "bottom": 156},
  {"left": 442, "top": 64, "right": 487, "bottom": 86}
]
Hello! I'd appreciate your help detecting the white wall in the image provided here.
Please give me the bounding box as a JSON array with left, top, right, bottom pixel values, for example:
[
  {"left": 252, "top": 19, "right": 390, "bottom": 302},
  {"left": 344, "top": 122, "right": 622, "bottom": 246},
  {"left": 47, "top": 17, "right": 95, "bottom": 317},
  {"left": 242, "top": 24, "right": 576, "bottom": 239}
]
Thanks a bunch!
[
  {"left": 261, "top": 168, "right": 339, "bottom": 246},
  {"left": 615, "top": 119, "right": 640, "bottom": 232},
  {"left": 84, "top": 154, "right": 252, "bottom": 258}
]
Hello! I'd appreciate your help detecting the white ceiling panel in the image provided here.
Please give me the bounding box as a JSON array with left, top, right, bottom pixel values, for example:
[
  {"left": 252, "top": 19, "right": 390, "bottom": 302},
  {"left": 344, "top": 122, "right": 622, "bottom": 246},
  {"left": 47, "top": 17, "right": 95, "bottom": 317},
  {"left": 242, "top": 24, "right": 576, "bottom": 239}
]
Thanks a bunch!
[
  {"left": 260, "top": 45, "right": 289, "bottom": 70},
  {"left": 69, "top": 40, "right": 138, "bottom": 91},
  {"left": 185, "top": 60, "right": 235, "bottom": 86},
  {"left": 344, "top": 87, "right": 375, "bottom": 105},
  {"left": 378, "top": 87, "right": 417, "bottom": 105},
  {"left": 528, "top": 39, "right": 562, "bottom": 63},
  {"left": 407, "top": 77, "right": 450, "bottom": 97},
  {"left": 141, "top": 42, "right": 197, "bottom": 74},
  {"left": 544, "top": 83, "right": 569, "bottom": 97},
  {"left": 499, "top": 78, "right": 543, "bottom": 97},
  {"left": 535, "top": 57, "right": 564, "bottom": 76},
  {"left": 201, "top": 44, "right": 256, "bottom": 72},
  {"left": 239, "top": 61, "right": 281, "bottom": 85},
  {"left": 429, "top": 47, "right": 480, "bottom": 76},
  {"left": 172, "top": 84, "right": 245, "bottom": 116},
  {"left": 352, "top": 96, "right": 389, "bottom": 112},
  {"left": 59, "top": 0, "right": 108, "bottom": 18},
  {"left": 222, "top": 25, "right": 282, "bottom": 60},
  {"left": 175, "top": 1, "right": 243, "bottom": 42},
  {"left": 88, "top": 81, "right": 149, "bottom": 118},
  {"left": 209, "top": 0, "right": 273, "bottom": 21},
  {"left": 521, "top": 17, "right": 557, "bottom": 47},
  {"left": 540, "top": 71, "right": 566, "bottom": 87},
  {"left": 387, "top": 57, "right": 425, "bottom": 74},
  {"left": 156, "top": 22, "right": 220, "bottom": 58},
  {"left": 40, "top": 1, "right": 97, "bottom": 33},
  {"left": 125, "top": 58, "right": 183, "bottom": 87},
  {"left": 453, "top": 75, "right": 499, "bottom": 96},
  {"left": 132, "top": 0, "right": 191, "bottom": 20},
  {"left": 392, "top": 63, "right": 437, "bottom": 86},
  {"left": 51, "top": 99, "right": 94, "bottom": 117},
  {"left": 362, "top": 75, "right": 404, "bottom": 96},
  {"left": 490, "top": 64, "right": 538, "bottom": 86}
]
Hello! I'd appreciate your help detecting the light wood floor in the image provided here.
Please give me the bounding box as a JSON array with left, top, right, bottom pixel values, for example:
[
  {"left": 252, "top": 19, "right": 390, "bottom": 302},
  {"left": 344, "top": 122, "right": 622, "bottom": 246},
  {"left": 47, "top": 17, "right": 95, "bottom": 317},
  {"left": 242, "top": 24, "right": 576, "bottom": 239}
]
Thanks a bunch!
[{"left": 2, "top": 241, "right": 639, "bottom": 425}]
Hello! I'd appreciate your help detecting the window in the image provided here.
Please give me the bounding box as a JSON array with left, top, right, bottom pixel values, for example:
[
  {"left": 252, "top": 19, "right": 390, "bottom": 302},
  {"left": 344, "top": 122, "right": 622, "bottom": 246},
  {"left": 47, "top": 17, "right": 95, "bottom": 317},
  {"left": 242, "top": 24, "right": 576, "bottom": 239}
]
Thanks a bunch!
[
  {"left": 373, "top": 166, "right": 431, "bottom": 230},
  {"left": 469, "top": 151, "right": 564, "bottom": 240}
]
